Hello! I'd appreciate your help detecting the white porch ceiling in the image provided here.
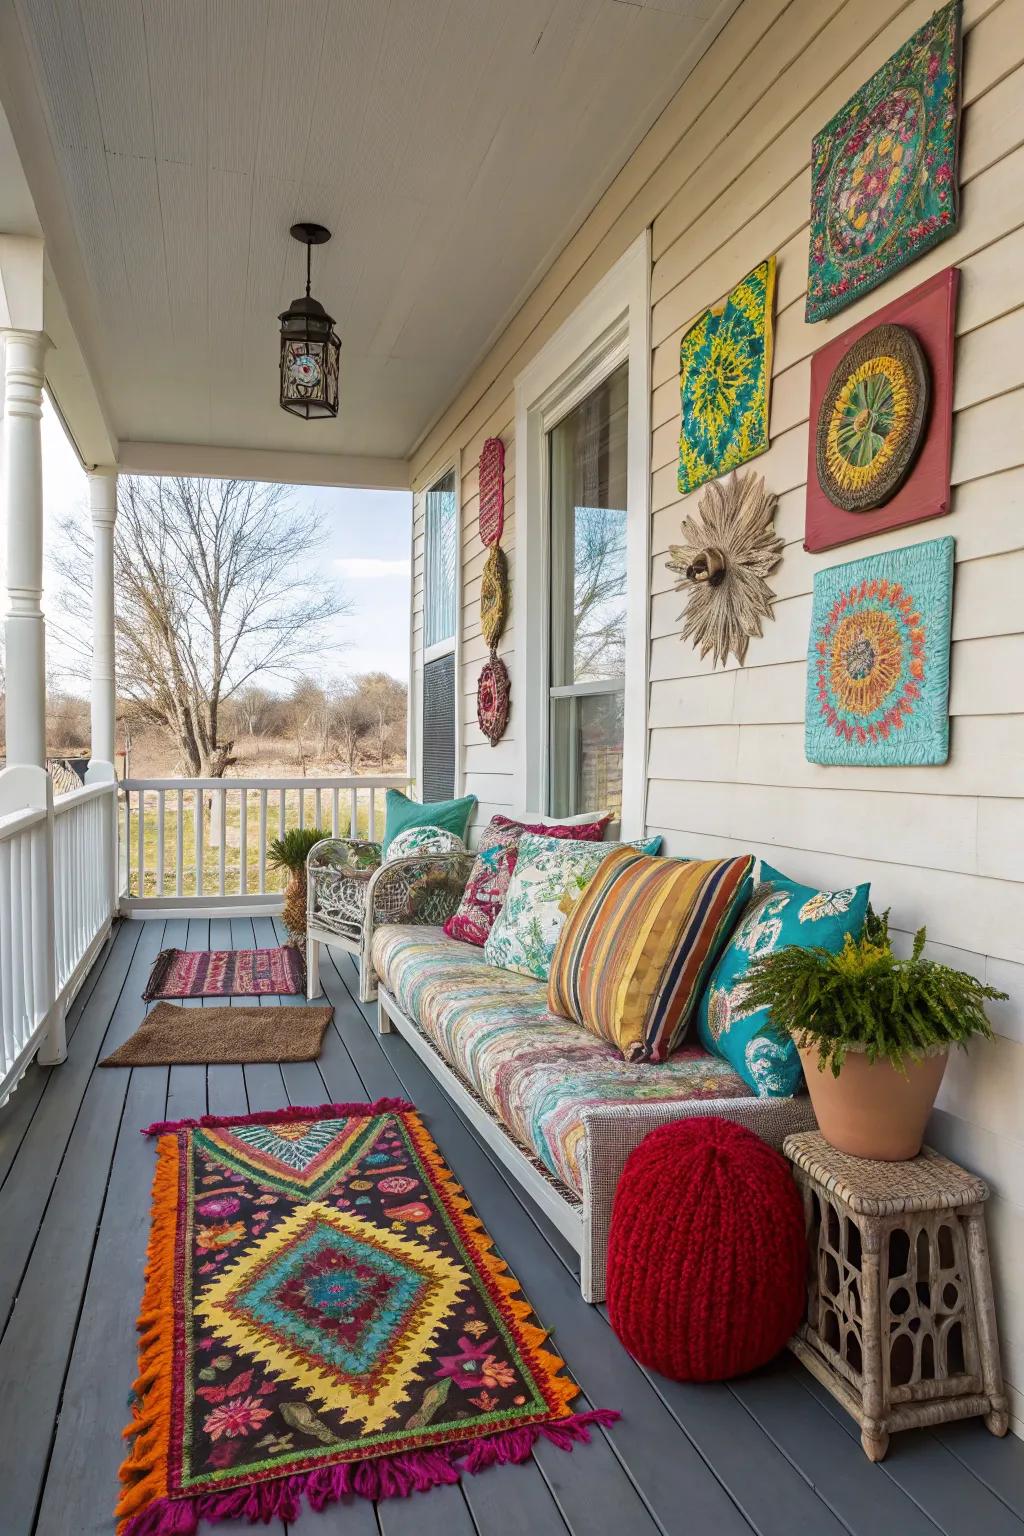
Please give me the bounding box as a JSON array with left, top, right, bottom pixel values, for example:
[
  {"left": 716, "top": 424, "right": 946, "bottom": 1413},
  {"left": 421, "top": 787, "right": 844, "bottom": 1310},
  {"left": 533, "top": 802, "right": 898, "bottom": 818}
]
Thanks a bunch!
[{"left": 1, "top": 0, "right": 734, "bottom": 474}]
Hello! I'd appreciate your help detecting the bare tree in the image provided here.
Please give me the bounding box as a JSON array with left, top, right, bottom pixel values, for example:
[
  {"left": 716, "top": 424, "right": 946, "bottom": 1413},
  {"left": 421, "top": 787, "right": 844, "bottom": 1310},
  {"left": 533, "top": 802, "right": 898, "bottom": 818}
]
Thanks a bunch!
[
  {"left": 355, "top": 671, "right": 407, "bottom": 772},
  {"left": 231, "top": 683, "right": 275, "bottom": 739},
  {"left": 287, "top": 677, "right": 329, "bottom": 773},
  {"left": 572, "top": 505, "right": 627, "bottom": 680},
  {"left": 331, "top": 680, "right": 372, "bottom": 773},
  {"left": 54, "top": 476, "right": 352, "bottom": 777}
]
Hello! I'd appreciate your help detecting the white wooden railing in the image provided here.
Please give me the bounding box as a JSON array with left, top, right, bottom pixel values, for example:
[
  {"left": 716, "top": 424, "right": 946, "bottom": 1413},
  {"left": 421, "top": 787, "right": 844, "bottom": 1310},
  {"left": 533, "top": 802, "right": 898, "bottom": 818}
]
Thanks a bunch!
[
  {"left": 0, "top": 804, "right": 52, "bottom": 1099},
  {"left": 53, "top": 782, "right": 119, "bottom": 996},
  {"left": 0, "top": 777, "right": 118, "bottom": 1103},
  {"left": 119, "top": 775, "right": 411, "bottom": 913}
]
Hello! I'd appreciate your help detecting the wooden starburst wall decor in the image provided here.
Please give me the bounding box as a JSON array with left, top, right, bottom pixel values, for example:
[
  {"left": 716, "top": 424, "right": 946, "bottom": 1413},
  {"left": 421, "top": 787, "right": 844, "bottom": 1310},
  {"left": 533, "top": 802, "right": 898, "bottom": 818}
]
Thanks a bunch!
[{"left": 666, "top": 471, "right": 784, "bottom": 668}]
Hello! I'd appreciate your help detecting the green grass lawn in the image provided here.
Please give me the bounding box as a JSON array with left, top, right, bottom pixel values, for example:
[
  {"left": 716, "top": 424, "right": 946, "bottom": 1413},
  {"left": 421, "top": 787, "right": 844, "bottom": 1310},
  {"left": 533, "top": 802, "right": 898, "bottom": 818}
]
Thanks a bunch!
[{"left": 126, "top": 788, "right": 379, "bottom": 898}]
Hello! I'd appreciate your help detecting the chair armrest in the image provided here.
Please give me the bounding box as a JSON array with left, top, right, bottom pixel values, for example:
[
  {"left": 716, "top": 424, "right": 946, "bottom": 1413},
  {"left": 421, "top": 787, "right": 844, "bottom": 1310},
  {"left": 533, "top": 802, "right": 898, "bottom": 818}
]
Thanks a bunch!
[
  {"left": 366, "top": 850, "right": 474, "bottom": 928},
  {"left": 358, "top": 851, "right": 474, "bottom": 1005},
  {"left": 307, "top": 837, "right": 382, "bottom": 876}
]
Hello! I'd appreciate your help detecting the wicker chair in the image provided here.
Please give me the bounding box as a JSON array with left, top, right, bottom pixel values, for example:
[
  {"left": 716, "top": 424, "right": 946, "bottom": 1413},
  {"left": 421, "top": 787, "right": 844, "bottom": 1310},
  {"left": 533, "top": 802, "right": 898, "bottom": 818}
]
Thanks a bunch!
[{"left": 306, "top": 830, "right": 471, "bottom": 1002}]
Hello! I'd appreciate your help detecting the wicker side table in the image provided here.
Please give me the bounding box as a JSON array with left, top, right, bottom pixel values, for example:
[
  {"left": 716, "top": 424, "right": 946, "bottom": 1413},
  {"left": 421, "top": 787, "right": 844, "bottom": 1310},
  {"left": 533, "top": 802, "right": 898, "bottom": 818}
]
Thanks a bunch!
[{"left": 784, "top": 1131, "right": 1008, "bottom": 1461}]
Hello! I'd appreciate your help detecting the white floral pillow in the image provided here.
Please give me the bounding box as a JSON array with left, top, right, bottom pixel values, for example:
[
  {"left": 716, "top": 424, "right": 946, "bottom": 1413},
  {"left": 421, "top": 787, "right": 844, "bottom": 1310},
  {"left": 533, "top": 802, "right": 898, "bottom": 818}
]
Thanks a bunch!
[
  {"left": 482, "top": 831, "right": 662, "bottom": 981},
  {"left": 383, "top": 825, "right": 464, "bottom": 863}
]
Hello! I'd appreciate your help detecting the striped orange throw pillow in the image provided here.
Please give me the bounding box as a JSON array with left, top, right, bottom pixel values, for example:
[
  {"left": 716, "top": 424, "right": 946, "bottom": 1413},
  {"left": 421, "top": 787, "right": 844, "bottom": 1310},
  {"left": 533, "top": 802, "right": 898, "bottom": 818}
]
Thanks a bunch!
[{"left": 547, "top": 849, "right": 754, "bottom": 1063}]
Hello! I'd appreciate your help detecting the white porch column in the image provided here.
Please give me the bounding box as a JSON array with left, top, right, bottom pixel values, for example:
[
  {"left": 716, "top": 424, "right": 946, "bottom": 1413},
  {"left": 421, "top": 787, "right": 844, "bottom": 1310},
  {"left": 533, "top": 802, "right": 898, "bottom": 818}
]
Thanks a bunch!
[
  {"left": 1, "top": 325, "right": 64, "bottom": 1064},
  {"left": 84, "top": 468, "right": 118, "bottom": 783},
  {"left": 3, "top": 328, "right": 50, "bottom": 771}
]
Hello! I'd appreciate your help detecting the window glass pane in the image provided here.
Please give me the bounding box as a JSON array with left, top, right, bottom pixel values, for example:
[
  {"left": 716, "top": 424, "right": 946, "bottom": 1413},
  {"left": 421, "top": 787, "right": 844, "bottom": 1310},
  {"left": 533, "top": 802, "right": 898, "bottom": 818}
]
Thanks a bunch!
[
  {"left": 549, "top": 690, "right": 624, "bottom": 824},
  {"left": 549, "top": 362, "right": 628, "bottom": 686},
  {"left": 424, "top": 469, "right": 457, "bottom": 649}
]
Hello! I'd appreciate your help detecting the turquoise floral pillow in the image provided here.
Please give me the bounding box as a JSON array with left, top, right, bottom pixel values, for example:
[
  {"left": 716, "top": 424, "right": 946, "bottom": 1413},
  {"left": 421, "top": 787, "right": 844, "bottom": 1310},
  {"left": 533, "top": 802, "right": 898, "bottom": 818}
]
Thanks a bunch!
[
  {"left": 698, "top": 861, "right": 870, "bottom": 1098},
  {"left": 483, "top": 832, "right": 662, "bottom": 982}
]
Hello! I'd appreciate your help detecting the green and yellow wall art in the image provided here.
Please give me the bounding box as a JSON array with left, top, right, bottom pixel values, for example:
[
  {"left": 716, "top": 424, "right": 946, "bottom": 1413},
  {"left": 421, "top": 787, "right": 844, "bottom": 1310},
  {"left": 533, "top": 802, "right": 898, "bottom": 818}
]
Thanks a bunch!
[{"left": 677, "top": 255, "right": 776, "bottom": 498}]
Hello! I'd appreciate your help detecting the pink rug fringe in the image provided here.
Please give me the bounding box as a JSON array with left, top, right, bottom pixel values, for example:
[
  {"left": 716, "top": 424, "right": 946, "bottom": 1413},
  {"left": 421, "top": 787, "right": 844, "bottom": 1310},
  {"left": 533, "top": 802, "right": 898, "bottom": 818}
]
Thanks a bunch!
[
  {"left": 143, "top": 1098, "right": 416, "bottom": 1136},
  {"left": 120, "top": 1410, "right": 619, "bottom": 1535}
]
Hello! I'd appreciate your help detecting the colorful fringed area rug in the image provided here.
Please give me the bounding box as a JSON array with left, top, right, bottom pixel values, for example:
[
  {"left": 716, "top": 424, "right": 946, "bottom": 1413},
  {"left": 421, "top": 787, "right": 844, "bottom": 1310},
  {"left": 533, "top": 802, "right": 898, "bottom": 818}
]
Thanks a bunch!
[
  {"left": 117, "top": 1100, "right": 615, "bottom": 1535},
  {"left": 143, "top": 946, "right": 305, "bottom": 1001}
]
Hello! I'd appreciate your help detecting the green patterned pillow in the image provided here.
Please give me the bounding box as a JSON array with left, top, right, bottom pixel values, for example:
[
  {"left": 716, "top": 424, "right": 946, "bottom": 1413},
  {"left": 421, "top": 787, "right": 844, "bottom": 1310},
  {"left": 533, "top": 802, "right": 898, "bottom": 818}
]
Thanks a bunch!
[
  {"left": 482, "top": 831, "right": 662, "bottom": 982},
  {"left": 381, "top": 789, "right": 476, "bottom": 855},
  {"left": 384, "top": 825, "right": 464, "bottom": 863},
  {"left": 698, "top": 861, "right": 870, "bottom": 1098}
]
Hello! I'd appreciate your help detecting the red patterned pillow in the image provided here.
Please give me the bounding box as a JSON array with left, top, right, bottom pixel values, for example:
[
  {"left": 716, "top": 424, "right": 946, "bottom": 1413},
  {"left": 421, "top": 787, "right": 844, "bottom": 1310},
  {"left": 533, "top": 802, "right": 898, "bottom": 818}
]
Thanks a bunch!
[{"left": 443, "top": 812, "right": 609, "bottom": 946}]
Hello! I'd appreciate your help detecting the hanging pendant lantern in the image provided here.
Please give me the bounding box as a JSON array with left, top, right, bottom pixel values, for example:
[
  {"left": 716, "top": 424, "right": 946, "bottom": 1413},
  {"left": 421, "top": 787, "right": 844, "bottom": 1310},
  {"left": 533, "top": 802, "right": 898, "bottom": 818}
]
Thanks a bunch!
[{"left": 279, "top": 223, "right": 341, "bottom": 420}]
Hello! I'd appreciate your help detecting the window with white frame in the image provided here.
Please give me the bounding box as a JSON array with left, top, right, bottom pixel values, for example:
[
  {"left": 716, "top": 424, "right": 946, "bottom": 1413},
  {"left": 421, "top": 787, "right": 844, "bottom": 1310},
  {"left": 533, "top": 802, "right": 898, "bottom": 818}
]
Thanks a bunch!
[
  {"left": 421, "top": 468, "right": 458, "bottom": 801},
  {"left": 548, "top": 361, "right": 628, "bottom": 821},
  {"left": 513, "top": 230, "right": 650, "bottom": 838}
]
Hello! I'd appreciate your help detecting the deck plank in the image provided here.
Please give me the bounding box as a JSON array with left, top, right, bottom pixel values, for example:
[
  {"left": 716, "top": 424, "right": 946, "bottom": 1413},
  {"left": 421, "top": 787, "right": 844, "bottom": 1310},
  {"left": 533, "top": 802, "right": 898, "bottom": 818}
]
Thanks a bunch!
[
  {"left": 34, "top": 1063, "right": 169, "bottom": 1536},
  {"left": 936, "top": 1419, "right": 1024, "bottom": 1515},
  {"left": 0, "top": 921, "right": 144, "bottom": 1332},
  {"left": 794, "top": 1367, "right": 1024, "bottom": 1536},
  {"left": 0, "top": 920, "right": 164, "bottom": 1536},
  {"left": 0, "top": 925, "right": 118, "bottom": 1192}
]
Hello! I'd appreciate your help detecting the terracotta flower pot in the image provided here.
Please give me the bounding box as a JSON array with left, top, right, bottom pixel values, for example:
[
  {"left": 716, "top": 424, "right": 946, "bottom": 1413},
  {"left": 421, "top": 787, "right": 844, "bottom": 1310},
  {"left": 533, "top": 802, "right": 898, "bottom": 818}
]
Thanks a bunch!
[{"left": 797, "top": 1041, "right": 948, "bottom": 1161}]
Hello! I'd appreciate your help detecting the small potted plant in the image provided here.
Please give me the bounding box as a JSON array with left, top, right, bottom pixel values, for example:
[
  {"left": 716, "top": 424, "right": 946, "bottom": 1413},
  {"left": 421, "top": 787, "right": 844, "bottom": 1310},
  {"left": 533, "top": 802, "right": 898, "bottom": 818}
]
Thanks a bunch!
[
  {"left": 743, "top": 909, "right": 1006, "bottom": 1160},
  {"left": 267, "top": 826, "right": 331, "bottom": 945}
]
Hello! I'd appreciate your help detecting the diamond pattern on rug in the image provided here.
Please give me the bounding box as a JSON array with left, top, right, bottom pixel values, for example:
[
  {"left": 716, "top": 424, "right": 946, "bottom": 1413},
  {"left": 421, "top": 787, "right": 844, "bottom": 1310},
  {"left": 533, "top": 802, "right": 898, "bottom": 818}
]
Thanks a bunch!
[{"left": 197, "top": 1204, "right": 467, "bottom": 1431}]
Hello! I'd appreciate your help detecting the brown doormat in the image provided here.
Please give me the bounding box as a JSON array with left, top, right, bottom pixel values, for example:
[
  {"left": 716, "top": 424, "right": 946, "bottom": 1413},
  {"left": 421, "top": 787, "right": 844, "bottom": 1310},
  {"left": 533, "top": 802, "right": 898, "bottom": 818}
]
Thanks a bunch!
[{"left": 100, "top": 1003, "right": 333, "bottom": 1067}]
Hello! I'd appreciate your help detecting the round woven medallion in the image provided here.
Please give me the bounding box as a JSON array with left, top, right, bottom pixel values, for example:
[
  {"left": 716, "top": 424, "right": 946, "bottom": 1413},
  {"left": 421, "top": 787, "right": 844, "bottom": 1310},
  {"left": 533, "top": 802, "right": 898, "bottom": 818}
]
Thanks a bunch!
[
  {"left": 478, "top": 437, "right": 505, "bottom": 546},
  {"left": 480, "top": 544, "right": 509, "bottom": 649},
  {"left": 477, "top": 655, "right": 510, "bottom": 745},
  {"left": 816, "top": 323, "right": 929, "bottom": 512}
]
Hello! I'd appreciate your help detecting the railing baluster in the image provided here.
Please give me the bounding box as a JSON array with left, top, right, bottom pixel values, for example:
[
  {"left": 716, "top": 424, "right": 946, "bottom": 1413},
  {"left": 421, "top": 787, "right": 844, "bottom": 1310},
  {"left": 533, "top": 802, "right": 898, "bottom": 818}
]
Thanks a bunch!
[
  {"left": 156, "top": 789, "right": 165, "bottom": 897},
  {"left": 278, "top": 789, "right": 286, "bottom": 839},
  {"left": 349, "top": 788, "right": 357, "bottom": 838},
  {"left": 298, "top": 788, "right": 305, "bottom": 830},
  {"left": 137, "top": 789, "right": 146, "bottom": 898},
  {"left": 176, "top": 788, "right": 184, "bottom": 896},
  {"left": 258, "top": 791, "right": 267, "bottom": 895},
  {"left": 314, "top": 787, "right": 322, "bottom": 828},
  {"left": 331, "top": 788, "right": 339, "bottom": 836},
  {"left": 0, "top": 841, "right": 15, "bottom": 1071},
  {"left": 369, "top": 789, "right": 377, "bottom": 842},
  {"left": 217, "top": 788, "right": 227, "bottom": 896},
  {"left": 239, "top": 788, "right": 248, "bottom": 896},
  {"left": 195, "top": 787, "right": 204, "bottom": 897}
]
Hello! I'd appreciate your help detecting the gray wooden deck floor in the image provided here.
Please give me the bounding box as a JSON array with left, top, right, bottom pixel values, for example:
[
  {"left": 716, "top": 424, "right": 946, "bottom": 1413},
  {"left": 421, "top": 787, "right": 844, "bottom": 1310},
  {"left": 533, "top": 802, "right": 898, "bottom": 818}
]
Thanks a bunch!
[{"left": 1, "top": 916, "right": 1022, "bottom": 1536}]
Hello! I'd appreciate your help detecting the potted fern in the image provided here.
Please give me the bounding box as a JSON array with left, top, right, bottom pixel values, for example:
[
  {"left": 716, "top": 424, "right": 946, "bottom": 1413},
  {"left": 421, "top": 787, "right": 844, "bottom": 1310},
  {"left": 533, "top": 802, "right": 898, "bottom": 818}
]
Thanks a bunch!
[
  {"left": 267, "top": 826, "right": 331, "bottom": 944},
  {"left": 742, "top": 910, "right": 1006, "bottom": 1160}
]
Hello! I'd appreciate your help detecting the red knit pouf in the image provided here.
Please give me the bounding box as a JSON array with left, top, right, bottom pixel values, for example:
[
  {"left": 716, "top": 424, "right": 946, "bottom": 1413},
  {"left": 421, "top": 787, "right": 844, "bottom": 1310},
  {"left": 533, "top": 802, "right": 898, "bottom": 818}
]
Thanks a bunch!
[{"left": 607, "top": 1118, "right": 806, "bottom": 1382}]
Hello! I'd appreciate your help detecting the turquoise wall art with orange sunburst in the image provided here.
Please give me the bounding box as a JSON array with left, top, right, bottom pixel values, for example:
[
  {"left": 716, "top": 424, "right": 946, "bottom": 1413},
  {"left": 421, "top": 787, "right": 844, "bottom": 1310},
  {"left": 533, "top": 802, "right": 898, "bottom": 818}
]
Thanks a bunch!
[
  {"left": 677, "top": 255, "right": 775, "bottom": 497},
  {"left": 805, "top": 535, "right": 954, "bottom": 766}
]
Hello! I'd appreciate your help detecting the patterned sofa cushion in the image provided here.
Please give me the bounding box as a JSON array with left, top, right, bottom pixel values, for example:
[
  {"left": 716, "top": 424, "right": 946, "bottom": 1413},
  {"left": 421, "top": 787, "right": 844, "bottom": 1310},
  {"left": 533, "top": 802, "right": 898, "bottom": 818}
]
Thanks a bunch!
[{"left": 371, "top": 925, "right": 752, "bottom": 1196}]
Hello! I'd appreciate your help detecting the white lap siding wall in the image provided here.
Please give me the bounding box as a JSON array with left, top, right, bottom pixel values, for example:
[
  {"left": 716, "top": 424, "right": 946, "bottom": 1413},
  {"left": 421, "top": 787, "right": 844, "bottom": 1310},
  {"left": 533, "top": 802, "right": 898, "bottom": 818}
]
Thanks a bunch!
[{"left": 409, "top": 0, "right": 1024, "bottom": 1429}]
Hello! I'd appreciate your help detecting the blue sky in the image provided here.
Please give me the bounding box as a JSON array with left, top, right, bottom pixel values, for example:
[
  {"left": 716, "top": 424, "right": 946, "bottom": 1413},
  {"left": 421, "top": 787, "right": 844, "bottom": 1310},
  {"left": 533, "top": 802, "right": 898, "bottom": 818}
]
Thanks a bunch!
[{"left": 41, "top": 397, "right": 412, "bottom": 692}]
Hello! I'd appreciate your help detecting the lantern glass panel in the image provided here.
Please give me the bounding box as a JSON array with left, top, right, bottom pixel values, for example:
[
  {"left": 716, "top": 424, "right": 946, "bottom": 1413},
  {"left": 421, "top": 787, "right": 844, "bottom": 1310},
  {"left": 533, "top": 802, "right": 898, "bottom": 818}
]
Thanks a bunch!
[{"left": 279, "top": 331, "right": 340, "bottom": 419}]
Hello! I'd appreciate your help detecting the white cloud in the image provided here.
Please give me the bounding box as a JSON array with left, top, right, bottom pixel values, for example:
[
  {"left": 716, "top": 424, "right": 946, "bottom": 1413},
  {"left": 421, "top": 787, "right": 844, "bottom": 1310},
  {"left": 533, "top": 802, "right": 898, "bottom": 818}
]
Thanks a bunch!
[{"left": 334, "top": 556, "right": 410, "bottom": 580}]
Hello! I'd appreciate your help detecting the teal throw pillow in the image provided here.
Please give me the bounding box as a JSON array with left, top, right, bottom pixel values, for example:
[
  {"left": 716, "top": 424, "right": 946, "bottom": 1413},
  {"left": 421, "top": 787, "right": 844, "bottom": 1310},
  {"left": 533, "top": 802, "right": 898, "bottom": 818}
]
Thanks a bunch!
[
  {"left": 381, "top": 789, "right": 476, "bottom": 855},
  {"left": 698, "top": 861, "right": 870, "bottom": 1098}
]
